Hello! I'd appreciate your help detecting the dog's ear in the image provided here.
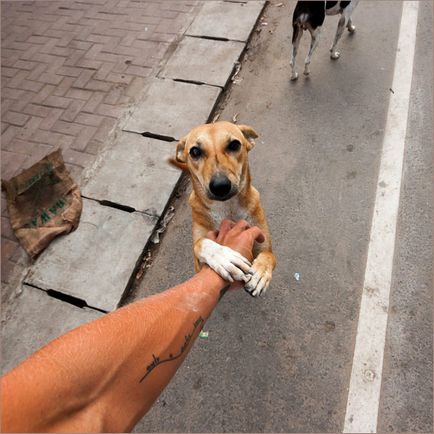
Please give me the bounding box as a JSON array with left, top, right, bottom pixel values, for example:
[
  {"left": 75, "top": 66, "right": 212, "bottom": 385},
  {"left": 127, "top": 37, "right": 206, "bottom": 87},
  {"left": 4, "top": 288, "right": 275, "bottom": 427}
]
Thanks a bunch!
[
  {"left": 237, "top": 124, "right": 258, "bottom": 151},
  {"left": 168, "top": 137, "right": 189, "bottom": 171}
]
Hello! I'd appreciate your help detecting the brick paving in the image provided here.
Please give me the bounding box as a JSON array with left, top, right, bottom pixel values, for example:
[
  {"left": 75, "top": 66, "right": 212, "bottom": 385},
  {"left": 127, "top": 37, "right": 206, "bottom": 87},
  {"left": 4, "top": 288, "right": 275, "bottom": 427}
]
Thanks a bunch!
[{"left": 1, "top": 0, "right": 200, "bottom": 288}]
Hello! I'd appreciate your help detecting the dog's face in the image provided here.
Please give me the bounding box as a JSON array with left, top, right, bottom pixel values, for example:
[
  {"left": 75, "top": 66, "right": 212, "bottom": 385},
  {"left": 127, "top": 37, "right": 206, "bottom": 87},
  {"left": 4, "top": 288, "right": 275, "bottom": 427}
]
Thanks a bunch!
[{"left": 171, "top": 121, "right": 258, "bottom": 201}]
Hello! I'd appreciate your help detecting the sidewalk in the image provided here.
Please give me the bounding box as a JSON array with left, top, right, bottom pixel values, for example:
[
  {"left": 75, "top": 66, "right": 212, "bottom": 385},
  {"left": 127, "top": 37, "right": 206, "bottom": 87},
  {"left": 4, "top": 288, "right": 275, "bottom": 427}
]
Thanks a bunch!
[
  {"left": 1, "top": 0, "right": 266, "bottom": 373},
  {"left": 1, "top": 0, "right": 201, "bottom": 291}
]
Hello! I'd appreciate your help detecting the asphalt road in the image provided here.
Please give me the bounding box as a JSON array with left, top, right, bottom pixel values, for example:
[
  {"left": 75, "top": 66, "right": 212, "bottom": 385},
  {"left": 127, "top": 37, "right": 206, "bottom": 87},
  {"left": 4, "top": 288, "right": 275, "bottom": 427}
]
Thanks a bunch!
[{"left": 130, "top": 1, "right": 432, "bottom": 432}]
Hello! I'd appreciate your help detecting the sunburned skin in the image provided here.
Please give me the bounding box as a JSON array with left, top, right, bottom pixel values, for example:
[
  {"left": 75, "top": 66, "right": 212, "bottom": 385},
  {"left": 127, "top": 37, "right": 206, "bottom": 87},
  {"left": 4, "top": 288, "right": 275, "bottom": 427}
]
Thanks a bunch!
[{"left": 169, "top": 121, "right": 276, "bottom": 297}]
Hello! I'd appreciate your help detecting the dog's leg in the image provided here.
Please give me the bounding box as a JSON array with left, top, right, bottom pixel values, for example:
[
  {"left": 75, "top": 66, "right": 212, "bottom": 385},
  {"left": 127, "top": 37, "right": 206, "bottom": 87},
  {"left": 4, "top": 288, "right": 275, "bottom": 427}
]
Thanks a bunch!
[
  {"left": 330, "top": 14, "right": 348, "bottom": 59},
  {"left": 347, "top": 17, "right": 356, "bottom": 33},
  {"left": 195, "top": 238, "right": 252, "bottom": 283},
  {"left": 304, "top": 26, "right": 321, "bottom": 76},
  {"left": 243, "top": 201, "right": 276, "bottom": 297},
  {"left": 290, "top": 23, "right": 303, "bottom": 81},
  {"left": 244, "top": 251, "right": 276, "bottom": 297}
]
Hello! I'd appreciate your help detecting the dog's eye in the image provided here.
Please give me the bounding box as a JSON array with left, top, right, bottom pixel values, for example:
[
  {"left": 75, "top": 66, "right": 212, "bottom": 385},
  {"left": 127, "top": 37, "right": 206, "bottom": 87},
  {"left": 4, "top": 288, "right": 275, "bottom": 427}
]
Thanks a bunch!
[
  {"left": 189, "top": 146, "right": 202, "bottom": 159},
  {"left": 227, "top": 140, "right": 241, "bottom": 152}
]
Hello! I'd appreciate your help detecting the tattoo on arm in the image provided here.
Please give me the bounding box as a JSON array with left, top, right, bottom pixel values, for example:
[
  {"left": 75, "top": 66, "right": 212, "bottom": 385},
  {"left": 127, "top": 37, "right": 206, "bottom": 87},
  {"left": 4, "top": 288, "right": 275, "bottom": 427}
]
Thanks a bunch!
[{"left": 139, "top": 316, "right": 205, "bottom": 383}]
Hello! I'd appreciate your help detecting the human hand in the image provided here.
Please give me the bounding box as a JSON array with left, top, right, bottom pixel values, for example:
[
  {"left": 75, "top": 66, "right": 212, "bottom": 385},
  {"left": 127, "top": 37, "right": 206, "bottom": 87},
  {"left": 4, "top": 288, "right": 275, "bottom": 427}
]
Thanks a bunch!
[
  {"left": 207, "top": 219, "right": 265, "bottom": 262},
  {"left": 207, "top": 220, "right": 265, "bottom": 290}
]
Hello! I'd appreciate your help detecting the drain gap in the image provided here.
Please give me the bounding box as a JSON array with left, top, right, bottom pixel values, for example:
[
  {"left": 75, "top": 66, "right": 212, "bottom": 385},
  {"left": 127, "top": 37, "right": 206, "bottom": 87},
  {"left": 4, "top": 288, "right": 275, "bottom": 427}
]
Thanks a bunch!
[
  {"left": 24, "top": 283, "right": 108, "bottom": 313},
  {"left": 140, "top": 132, "right": 177, "bottom": 142},
  {"left": 81, "top": 196, "right": 136, "bottom": 213},
  {"left": 99, "top": 200, "right": 136, "bottom": 213},
  {"left": 172, "top": 78, "right": 222, "bottom": 89},
  {"left": 172, "top": 78, "right": 205, "bottom": 86},
  {"left": 46, "top": 289, "right": 87, "bottom": 308},
  {"left": 187, "top": 34, "right": 230, "bottom": 42}
]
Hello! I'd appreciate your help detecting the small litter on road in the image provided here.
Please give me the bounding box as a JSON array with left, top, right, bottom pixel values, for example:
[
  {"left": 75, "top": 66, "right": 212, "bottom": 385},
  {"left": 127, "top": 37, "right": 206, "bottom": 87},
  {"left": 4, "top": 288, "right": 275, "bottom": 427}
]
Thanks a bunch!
[
  {"left": 212, "top": 113, "right": 220, "bottom": 123},
  {"left": 151, "top": 206, "right": 175, "bottom": 244},
  {"left": 232, "top": 61, "right": 241, "bottom": 80},
  {"left": 199, "top": 331, "right": 209, "bottom": 340},
  {"left": 324, "top": 321, "right": 336, "bottom": 332},
  {"left": 294, "top": 272, "right": 301, "bottom": 282},
  {"left": 232, "top": 61, "right": 243, "bottom": 85},
  {"left": 275, "top": 2, "right": 284, "bottom": 7},
  {"left": 232, "top": 113, "right": 239, "bottom": 123},
  {"left": 136, "top": 250, "right": 152, "bottom": 280}
]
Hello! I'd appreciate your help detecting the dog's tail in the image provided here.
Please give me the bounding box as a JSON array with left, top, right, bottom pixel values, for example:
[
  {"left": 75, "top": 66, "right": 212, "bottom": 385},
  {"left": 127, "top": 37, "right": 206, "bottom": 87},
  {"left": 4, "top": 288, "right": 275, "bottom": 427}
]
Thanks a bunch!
[{"left": 168, "top": 157, "right": 189, "bottom": 172}]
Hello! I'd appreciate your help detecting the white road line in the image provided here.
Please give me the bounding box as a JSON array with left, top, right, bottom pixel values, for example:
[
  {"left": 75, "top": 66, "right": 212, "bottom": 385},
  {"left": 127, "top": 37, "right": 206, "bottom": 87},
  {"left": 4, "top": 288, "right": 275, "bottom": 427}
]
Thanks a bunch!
[{"left": 343, "top": 2, "right": 419, "bottom": 433}]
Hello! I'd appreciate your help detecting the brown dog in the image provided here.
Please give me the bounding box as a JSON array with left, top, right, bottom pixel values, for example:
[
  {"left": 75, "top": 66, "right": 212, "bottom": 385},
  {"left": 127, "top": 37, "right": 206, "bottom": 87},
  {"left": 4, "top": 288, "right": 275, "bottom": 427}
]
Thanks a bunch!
[{"left": 169, "top": 121, "right": 276, "bottom": 296}]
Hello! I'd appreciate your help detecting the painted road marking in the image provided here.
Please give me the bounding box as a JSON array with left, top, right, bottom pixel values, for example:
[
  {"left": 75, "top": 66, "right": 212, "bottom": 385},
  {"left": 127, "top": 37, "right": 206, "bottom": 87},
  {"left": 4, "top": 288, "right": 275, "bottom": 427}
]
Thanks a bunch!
[{"left": 343, "top": 2, "right": 419, "bottom": 433}]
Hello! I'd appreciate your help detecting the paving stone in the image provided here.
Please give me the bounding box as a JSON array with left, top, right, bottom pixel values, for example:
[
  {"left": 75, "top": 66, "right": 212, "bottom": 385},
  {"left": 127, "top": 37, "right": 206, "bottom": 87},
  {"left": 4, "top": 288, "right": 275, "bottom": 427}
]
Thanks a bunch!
[
  {"left": 1, "top": 0, "right": 201, "bottom": 278},
  {"left": 1, "top": 284, "right": 102, "bottom": 374},
  {"left": 186, "top": 1, "right": 265, "bottom": 42},
  {"left": 160, "top": 37, "right": 245, "bottom": 87},
  {"left": 82, "top": 132, "right": 180, "bottom": 215},
  {"left": 25, "top": 198, "right": 154, "bottom": 312},
  {"left": 122, "top": 78, "right": 221, "bottom": 139}
]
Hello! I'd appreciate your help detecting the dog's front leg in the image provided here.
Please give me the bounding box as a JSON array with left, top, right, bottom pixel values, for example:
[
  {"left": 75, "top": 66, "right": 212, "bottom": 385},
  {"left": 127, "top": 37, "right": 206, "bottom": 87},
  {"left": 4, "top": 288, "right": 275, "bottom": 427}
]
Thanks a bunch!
[
  {"left": 194, "top": 238, "right": 252, "bottom": 283},
  {"left": 245, "top": 251, "right": 276, "bottom": 297}
]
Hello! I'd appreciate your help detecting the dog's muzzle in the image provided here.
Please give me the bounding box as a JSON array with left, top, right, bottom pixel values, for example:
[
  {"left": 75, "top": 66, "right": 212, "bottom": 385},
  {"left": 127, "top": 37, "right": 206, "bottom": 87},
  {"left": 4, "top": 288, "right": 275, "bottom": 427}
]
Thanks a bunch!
[{"left": 208, "top": 174, "right": 235, "bottom": 201}]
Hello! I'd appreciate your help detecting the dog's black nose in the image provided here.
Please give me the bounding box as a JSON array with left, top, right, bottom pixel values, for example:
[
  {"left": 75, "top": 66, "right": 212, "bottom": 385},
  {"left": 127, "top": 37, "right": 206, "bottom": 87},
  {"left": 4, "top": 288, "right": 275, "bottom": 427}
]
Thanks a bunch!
[{"left": 209, "top": 174, "right": 232, "bottom": 198}]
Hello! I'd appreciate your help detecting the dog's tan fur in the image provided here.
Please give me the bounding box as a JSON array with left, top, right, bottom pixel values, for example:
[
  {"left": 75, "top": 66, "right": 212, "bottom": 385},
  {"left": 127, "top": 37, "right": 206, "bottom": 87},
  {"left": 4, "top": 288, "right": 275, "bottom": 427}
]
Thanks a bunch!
[{"left": 170, "top": 121, "right": 276, "bottom": 296}]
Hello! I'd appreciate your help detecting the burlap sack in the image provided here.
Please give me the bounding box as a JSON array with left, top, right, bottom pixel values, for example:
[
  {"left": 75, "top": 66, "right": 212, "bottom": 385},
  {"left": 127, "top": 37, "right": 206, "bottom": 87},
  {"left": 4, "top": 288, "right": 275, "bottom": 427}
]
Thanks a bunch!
[{"left": 2, "top": 149, "right": 82, "bottom": 258}]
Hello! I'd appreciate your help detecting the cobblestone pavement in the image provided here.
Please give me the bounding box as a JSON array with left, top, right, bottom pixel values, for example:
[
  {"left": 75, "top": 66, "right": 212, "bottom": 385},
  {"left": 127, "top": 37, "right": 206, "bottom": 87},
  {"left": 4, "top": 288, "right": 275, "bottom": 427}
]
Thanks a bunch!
[{"left": 1, "top": 0, "right": 200, "bottom": 289}]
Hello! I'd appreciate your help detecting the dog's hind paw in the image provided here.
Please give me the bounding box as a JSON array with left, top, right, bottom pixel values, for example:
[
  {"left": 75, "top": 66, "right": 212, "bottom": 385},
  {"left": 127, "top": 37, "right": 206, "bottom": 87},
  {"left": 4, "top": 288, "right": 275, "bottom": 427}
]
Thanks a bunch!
[
  {"left": 330, "top": 50, "right": 341, "bottom": 60},
  {"left": 290, "top": 72, "right": 299, "bottom": 81}
]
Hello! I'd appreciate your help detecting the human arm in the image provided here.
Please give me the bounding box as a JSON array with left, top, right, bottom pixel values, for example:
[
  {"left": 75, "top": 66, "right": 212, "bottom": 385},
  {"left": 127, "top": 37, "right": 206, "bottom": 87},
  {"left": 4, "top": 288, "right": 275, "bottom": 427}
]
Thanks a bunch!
[{"left": 1, "top": 220, "right": 264, "bottom": 433}]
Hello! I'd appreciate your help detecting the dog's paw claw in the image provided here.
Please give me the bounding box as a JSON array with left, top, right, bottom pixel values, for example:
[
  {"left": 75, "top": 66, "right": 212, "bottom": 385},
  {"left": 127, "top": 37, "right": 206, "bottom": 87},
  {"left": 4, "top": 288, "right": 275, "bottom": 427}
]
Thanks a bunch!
[{"left": 244, "top": 264, "right": 272, "bottom": 297}]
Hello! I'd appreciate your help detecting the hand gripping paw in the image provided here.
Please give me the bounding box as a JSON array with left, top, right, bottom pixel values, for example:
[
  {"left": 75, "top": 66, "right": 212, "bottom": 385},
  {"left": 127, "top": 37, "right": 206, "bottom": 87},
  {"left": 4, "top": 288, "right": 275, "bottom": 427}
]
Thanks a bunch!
[{"left": 199, "top": 239, "right": 252, "bottom": 283}]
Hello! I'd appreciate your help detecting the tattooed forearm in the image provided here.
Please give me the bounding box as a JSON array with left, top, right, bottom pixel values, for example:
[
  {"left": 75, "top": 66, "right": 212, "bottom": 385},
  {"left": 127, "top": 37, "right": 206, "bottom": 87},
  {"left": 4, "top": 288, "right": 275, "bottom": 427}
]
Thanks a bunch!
[{"left": 139, "top": 316, "right": 205, "bottom": 383}]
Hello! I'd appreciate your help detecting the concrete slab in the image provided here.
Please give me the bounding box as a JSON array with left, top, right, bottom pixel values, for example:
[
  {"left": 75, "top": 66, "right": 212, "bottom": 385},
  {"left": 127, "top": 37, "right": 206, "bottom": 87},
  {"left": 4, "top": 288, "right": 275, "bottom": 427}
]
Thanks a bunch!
[
  {"left": 186, "top": 1, "right": 265, "bottom": 42},
  {"left": 159, "top": 37, "right": 245, "bottom": 87},
  {"left": 82, "top": 133, "right": 180, "bottom": 216},
  {"left": 1, "top": 284, "right": 102, "bottom": 374},
  {"left": 122, "top": 78, "right": 221, "bottom": 139},
  {"left": 25, "top": 198, "right": 154, "bottom": 312}
]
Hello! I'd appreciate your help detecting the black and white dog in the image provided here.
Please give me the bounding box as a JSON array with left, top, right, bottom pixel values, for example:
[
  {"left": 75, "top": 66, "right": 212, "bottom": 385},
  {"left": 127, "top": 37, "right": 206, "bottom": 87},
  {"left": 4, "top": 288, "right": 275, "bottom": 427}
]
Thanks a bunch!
[{"left": 290, "top": 0, "right": 360, "bottom": 80}]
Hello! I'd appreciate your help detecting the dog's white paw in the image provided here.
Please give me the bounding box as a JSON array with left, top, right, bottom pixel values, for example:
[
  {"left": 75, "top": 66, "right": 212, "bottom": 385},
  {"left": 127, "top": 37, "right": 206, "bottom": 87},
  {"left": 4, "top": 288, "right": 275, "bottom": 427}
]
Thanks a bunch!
[
  {"left": 347, "top": 24, "right": 356, "bottom": 33},
  {"left": 244, "top": 260, "right": 272, "bottom": 297},
  {"left": 330, "top": 50, "right": 341, "bottom": 60},
  {"left": 199, "top": 239, "right": 251, "bottom": 283},
  {"left": 290, "top": 71, "right": 299, "bottom": 81}
]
